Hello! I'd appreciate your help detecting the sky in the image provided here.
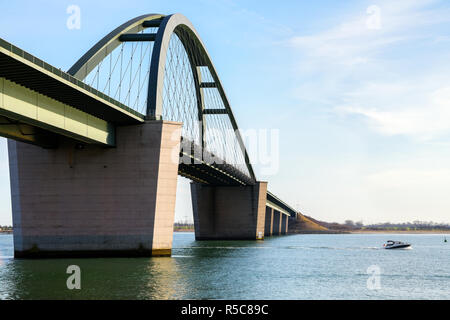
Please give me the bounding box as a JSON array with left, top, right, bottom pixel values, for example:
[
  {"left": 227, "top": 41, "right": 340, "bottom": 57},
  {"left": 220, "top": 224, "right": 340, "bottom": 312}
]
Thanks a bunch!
[{"left": 1, "top": 0, "right": 450, "bottom": 225}]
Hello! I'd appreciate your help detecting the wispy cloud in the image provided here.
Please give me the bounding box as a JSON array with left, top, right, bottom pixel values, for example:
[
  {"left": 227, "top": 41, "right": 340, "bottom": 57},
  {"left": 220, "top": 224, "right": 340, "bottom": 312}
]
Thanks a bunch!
[
  {"left": 288, "top": 0, "right": 450, "bottom": 66},
  {"left": 287, "top": 0, "right": 450, "bottom": 140},
  {"left": 339, "top": 86, "right": 450, "bottom": 140}
]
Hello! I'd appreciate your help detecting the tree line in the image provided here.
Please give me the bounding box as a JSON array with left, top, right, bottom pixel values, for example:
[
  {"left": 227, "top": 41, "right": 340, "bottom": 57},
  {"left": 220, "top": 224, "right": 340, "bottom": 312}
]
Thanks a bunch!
[{"left": 343, "top": 220, "right": 450, "bottom": 231}]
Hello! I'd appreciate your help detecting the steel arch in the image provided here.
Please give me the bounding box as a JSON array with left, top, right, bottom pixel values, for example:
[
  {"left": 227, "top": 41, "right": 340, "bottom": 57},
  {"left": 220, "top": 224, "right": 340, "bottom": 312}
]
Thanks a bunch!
[
  {"left": 68, "top": 13, "right": 256, "bottom": 183},
  {"left": 68, "top": 13, "right": 164, "bottom": 80}
]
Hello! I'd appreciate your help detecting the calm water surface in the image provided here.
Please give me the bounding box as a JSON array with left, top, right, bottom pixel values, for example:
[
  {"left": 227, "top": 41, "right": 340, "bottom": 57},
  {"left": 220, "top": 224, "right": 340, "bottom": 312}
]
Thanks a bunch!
[{"left": 0, "top": 233, "right": 449, "bottom": 299}]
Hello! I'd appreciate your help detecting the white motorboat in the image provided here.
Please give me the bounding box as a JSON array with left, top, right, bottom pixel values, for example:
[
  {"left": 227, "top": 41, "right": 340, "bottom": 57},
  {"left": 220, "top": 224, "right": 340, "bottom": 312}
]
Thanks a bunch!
[{"left": 383, "top": 240, "right": 411, "bottom": 249}]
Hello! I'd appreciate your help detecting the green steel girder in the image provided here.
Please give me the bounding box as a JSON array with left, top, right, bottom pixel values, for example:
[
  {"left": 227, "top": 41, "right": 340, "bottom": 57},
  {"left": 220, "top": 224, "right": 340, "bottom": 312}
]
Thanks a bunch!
[
  {"left": 0, "top": 76, "right": 115, "bottom": 147},
  {"left": 0, "top": 37, "right": 144, "bottom": 124}
]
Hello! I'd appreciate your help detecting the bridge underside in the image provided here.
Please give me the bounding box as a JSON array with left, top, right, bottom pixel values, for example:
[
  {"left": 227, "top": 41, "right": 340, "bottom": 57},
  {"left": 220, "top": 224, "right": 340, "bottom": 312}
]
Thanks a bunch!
[
  {"left": 178, "top": 139, "right": 256, "bottom": 186},
  {"left": 0, "top": 114, "right": 58, "bottom": 148}
]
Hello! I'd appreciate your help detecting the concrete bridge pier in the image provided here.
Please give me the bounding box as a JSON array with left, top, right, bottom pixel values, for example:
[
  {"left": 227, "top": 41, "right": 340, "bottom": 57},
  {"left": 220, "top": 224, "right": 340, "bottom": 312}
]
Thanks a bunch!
[
  {"left": 264, "top": 207, "right": 273, "bottom": 237},
  {"left": 272, "top": 210, "right": 281, "bottom": 235},
  {"left": 263, "top": 207, "right": 290, "bottom": 237},
  {"left": 190, "top": 181, "right": 268, "bottom": 240},
  {"left": 281, "top": 214, "right": 288, "bottom": 235},
  {"left": 9, "top": 120, "right": 182, "bottom": 258}
]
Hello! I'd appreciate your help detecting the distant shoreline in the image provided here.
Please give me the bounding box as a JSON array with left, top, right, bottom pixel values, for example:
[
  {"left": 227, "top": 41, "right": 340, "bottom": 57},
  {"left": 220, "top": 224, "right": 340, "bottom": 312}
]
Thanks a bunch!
[
  {"left": 351, "top": 229, "right": 450, "bottom": 234},
  {"left": 290, "top": 229, "right": 450, "bottom": 235},
  {"left": 289, "top": 213, "right": 450, "bottom": 235},
  {"left": 289, "top": 230, "right": 450, "bottom": 235}
]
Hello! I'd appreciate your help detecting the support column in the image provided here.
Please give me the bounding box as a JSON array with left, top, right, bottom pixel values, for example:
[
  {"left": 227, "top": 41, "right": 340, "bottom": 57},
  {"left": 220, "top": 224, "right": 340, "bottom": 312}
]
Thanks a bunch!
[
  {"left": 281, "top": 214, "right": 287, "bottom": 235},
  {"left": 191, "top": 181, "right": 268, "bottom": 240},
  {"left": 285, "top": 216, "right": 289, "bottom": 234},
  {"left": 264, "top": 206, "right": 273, "bottom": 237},
  {"left": 272, "top": 210, "right": 281, "bottom": 235},
  {"left": 9, "top": 120, "right": 182, "bottom": 258}
]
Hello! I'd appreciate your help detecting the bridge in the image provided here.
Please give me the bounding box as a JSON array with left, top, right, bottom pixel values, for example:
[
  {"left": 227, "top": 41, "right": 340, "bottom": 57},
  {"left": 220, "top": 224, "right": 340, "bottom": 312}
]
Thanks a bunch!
[{"left": 0, "top": 13, "right": 298, "bottom": 258}]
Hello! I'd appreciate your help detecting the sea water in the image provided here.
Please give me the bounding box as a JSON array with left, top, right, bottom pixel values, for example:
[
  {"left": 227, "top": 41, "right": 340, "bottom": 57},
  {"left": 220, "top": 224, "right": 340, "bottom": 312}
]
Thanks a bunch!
[{"left": 0, "top": 233, "right": 449, "bottom": 299}]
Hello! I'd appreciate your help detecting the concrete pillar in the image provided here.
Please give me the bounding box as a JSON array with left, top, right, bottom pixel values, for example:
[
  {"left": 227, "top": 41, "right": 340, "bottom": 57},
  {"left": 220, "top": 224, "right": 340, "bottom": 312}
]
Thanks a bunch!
[
  {"left": 264, "top": 206, "right": 273, "bottom": 237},
  {"left": 286, "top": 216, "right": 289, "bottom": 234},
  {"left": 8, "top": 120, "right": 182, "bottom": 258},
  {"left": 272, "top": 210, "right": 281, "bottom": 235},
  {"left": 281, "top": 214, "right": 287, "bottom": 235},
  {"left": 191, "top": 181, "right": 268, "bottom": 240}
]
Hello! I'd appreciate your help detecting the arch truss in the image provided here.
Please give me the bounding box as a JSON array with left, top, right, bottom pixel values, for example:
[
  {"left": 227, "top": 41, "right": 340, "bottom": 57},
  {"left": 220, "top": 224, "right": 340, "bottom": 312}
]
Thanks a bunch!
[{"left": 68, "top": 13, "right": 256, "bottom": 186}]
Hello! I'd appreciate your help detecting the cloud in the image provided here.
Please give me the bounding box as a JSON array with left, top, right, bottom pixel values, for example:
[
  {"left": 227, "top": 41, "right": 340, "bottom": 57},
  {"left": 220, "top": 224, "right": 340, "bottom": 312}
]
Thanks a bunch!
[
  {"left": 281, "top": 0, "right": 450, "bottom": 224},
  {"left": 340, "top": 86, "right": 450, "bottom": 140},
  {"left": 287, "top": 0, "right": 450, "bottom": 141},
  {"left": 367, "top": 167, "right": 450, "bottom": 189},
  {"left": 288, "top": 0, "right": 450, "bottom": 66}
]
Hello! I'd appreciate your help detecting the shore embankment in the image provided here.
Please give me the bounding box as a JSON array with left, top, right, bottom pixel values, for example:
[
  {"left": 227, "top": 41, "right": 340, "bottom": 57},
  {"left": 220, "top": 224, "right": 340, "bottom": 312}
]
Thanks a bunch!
[{"left": 288, "top": 214, "right": 450, "bottom": 235}]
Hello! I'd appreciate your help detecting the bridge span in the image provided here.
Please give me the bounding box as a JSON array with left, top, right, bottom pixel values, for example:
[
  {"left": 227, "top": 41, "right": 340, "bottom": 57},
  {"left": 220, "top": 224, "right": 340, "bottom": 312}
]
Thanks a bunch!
[{"left": 0, "top": 13, "right": 297, "bottom": 258}]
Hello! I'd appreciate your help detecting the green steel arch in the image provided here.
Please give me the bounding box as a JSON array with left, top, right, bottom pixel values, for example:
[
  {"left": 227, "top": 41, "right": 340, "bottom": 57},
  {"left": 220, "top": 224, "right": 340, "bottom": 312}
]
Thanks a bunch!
[{"left": 68, "top": 13, "right": 256, "bottom": 184}]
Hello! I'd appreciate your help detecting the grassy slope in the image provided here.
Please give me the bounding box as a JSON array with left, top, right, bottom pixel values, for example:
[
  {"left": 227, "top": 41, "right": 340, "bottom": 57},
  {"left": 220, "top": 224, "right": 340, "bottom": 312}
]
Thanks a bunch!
[{"left": 289, "top": 213, "right": 331, "bottom": 233}]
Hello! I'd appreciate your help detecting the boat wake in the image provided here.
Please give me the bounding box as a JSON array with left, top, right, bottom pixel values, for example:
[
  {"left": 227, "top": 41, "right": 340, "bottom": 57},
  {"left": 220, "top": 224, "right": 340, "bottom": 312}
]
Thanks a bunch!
[{"left": 286, "top": 245, "right": 382, "bottom": 251}]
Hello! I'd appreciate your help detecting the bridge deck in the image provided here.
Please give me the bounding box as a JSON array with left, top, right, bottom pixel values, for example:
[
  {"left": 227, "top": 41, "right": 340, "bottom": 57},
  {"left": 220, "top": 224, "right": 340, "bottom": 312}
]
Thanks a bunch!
[{"left": 267, "top": 191, "right": 297, "bottom": 217}]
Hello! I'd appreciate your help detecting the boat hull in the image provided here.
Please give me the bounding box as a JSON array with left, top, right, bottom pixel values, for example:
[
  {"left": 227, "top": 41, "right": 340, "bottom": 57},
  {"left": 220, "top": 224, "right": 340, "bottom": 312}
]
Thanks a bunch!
[{"left": 385, "top": 244, "right": 411, "bottom": 249}]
